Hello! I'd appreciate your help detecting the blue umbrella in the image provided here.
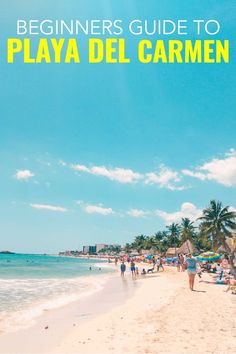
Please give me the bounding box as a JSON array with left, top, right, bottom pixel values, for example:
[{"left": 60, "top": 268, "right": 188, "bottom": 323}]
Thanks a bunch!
[
  {"left": 197, "top": 252, "right": 221, "bottom": 262},
  {"left": 145, "top": 255, "right": 153, "bottom": 259}
]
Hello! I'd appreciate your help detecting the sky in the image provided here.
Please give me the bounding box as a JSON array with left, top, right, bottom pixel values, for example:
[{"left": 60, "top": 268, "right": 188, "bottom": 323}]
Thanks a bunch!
[{"left": 0, "top": 1, "right": 236, "bottom": 253}]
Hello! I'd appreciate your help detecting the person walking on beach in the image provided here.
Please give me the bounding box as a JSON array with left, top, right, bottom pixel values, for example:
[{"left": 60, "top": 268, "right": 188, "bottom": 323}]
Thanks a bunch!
[
  {"left": 177, "top": 254, "right": 184, "bottom": 272},
  {"left": 177, "top": 254, "right": 181, "bottom": 272},
  {"left": 157, "top": 257, "right": 164, "bottom": 272},
  {"left": 120, "top": 261, "right": 126, "bottom": 277},
  {"left": 186, "top": 253, "right": 197, "bottom": 290},
  {"left": 180, "top": 254, "right": 185, "bottom": 271}
]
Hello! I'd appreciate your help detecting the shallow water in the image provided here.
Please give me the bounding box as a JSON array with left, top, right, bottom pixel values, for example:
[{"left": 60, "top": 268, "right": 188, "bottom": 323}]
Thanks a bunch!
[{"left": 0, "top": 254, "right": 114, "bottom": 333}]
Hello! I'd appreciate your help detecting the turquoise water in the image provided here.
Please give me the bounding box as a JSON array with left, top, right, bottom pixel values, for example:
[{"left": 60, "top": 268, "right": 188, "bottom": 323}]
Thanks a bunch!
[
  {"left": 0, "top": 253, "right": 110, "bottom": 278},
  {"left": 0, "top": 254, "right": 114, "bottom": 333}
]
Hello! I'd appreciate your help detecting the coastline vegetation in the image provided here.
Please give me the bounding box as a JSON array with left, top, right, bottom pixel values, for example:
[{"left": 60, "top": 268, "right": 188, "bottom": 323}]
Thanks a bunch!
[
  {"left": 121, "top": 200, "right": 236, "bottom": 255},
  {"left": 100, "top": 200, "right": 236, "bottom": 278}
]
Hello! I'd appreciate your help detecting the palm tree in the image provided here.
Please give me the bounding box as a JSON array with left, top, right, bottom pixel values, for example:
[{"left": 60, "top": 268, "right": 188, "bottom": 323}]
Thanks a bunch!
[
  {"left": 180, "top": 218, "right": 195, "bottom": 243},
  {"left": 199, "top": 200, "right": 236, "bottom": 248},
  {"left": 132, "top": 235, "right": 147, "bottom": 254},
  {"left": 143, "top": 236, "right": 155, "bottom": 250},
  {"left": 199, "top": 200, "right": 236, "bottom": 278},
  {"left": 154, "top": 231, "right": 165, "bottom": 242},
  {"left": 166, "top": 223, "right": 180, "bottom": 255},
  {"left": 123, "top": 243, "right": 132, "bottom": 254},
  {"left": 195, "top": 227, "right": 212, "bottom": 251},
  {"left": 154, "top": 231, "right": 170, "bottom": 254}
]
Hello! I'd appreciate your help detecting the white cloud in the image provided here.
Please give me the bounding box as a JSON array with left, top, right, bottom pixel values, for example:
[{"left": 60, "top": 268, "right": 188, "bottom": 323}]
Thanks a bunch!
[
  {"left": 156, "top": 202, "right": 202, "bottom": 224},
  {"left": 30, "top": 204, "right": 67, "bottom": 212},
  {"left": 127, "top": 209, "right": 149, "bottom": 218},
  {"left": 66, "top": 150, "right": 236, "bottom": 190},
  {"left": 71, "top": 164, "right": 142, "bottom": 184},
  {"left": 67, "top": 161, "right": 189, "bottom": 190},
  {"left": 229, "top": 206, "right": 236, "bottom": 213},
  {"left": 182, "top": 169, "right": 206, "bottom": 181},
  {"left": 14, "top": 170, "right": 34, "bottom": 181},
  {"left": 145, "top": 165, "right": 187, "bottom": 191},
  {"left": 182, "top": 150, "right": 236, "bottom": 187},
  {"left": 84, "top": 204, "right": 114, "bottom": 215},
  {"left": 73, "top": 164, "right": 90, "bottom": 173}
]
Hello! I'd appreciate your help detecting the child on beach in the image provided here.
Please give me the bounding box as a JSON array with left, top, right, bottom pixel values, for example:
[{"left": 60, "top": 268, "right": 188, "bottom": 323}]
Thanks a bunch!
[
  {"left": 120, "top": 262, "right": 126, "bottom": 277},
  {"left": 141, "top": 268, "right": 146, "bottom": 275}
]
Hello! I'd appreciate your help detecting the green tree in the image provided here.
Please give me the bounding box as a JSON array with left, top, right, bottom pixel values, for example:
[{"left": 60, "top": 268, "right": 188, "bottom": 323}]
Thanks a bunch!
[
  {"left": 194, "top": 227, "right": 212, "bottom": 251},
  {"left": 132, "top": 235, "right": 147, "bottom": 254},
  {"left": 180, "top": 218, "right": 195, "bottom": 243},
  {"left": 166, "top": 223, "right": 181, "bottom": 254},
  {"left": 98, "top": 245, "right": 121, "bottom": 255},
  {"left": 199, "top": 200, "right": 236, "bottom": 278},
  {"left": 123, "top": 243, "right": 132, "bottom": 254},
  {"left": 153, "top": 231, "right": 170, "bottom": 254}
]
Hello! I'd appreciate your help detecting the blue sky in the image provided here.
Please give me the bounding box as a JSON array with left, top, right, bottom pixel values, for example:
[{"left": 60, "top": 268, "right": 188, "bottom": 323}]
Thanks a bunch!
[{"left": 0, "top": 1, "right": 236, "bottom": 253}]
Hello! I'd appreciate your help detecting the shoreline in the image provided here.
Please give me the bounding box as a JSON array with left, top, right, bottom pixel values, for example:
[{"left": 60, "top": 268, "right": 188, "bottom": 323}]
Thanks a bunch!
[
  {"left": 0, "top": 261, "right": 117, "bottom": 336},
  {"left": 0, "top": 266, "right": 135, "bottom": 353},
  {"left": 0, "top": 265, "right": 235, "bottom": 353}
]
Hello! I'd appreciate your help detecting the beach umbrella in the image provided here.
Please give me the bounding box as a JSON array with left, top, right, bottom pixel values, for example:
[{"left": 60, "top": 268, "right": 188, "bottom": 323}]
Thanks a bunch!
[
  {"left": 145, "top": 255, "right": 153, "bottom": 259},
  {"left": 197, "top": 252, "right": 221, "bottom": 262}
]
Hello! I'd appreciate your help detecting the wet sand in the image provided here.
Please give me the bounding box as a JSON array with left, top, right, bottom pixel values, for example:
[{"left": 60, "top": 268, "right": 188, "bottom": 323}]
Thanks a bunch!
[{"left": 0, "top": 267, "right": 235, "bottom": 354}]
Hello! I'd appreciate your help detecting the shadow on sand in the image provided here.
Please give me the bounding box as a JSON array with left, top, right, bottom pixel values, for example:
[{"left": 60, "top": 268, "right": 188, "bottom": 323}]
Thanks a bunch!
[{"left": 192, "top": 289, "right": 206, "bottom": 293}]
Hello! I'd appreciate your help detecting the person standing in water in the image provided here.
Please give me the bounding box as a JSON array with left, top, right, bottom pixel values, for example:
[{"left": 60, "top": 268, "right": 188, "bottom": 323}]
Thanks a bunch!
[
  {"left": 120, "top": 261, "right": 126, "bottom": 277},
  {"left": 186, "top": 253, "right": 197, "bottom": 290}
]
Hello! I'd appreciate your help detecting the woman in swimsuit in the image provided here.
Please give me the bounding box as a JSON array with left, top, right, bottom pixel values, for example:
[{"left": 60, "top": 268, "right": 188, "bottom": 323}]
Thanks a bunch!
[{"left": 186, "top": 253, "right": 197, "bottom": 290}]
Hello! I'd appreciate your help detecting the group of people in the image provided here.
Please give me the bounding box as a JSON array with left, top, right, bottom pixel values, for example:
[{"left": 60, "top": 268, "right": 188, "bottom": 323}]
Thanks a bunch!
[
  {"left": 118, "top": 253, "right": 235, "bottom": 292},
  {"left": 177, "top": 253, "right": 236, "bottom": 292},
  {"left": 120, "top": 256, "right": 165, "bottom": 278}
]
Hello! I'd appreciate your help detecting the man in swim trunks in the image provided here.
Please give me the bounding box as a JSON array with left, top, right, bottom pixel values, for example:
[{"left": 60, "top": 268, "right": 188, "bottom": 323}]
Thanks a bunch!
[{"left": 130, "top": 260, "right": 136, "bottom": 276}]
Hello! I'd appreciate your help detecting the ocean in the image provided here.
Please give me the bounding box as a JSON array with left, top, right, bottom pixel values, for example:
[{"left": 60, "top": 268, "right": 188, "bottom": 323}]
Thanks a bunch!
[{"left": 0, "top": 253, "right": 114, "bottom": 333}]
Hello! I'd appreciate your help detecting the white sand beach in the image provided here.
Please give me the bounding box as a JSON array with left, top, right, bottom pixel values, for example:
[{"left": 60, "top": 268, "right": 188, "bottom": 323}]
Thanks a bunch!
[{"left": 0, "top": 266, "right": 235, "bottom": 354}]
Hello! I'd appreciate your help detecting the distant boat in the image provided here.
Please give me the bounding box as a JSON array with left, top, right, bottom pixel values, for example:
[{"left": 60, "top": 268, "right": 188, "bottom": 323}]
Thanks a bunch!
[{"left": 0, "top": 251, "right": 15, "bottom": 254}]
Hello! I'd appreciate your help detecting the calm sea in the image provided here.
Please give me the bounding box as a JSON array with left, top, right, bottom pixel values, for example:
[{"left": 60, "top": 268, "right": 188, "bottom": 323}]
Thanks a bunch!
[{"left": 0, "top": 254, "right": 114, "bottom": 333}]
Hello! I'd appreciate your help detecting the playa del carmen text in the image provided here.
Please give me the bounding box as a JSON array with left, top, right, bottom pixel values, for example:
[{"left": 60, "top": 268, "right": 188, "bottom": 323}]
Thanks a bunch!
[{"left": 5, "top": 19, "right": 230, "bottom": 64}]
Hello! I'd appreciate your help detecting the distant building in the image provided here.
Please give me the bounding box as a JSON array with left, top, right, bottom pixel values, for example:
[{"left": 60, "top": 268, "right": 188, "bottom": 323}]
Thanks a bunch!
[
  {"left": 95, "top": 244, "right": 109, "bottom": 253},
  {"left": 82, "top": 243, "right": 121, "bottom": 254},
  {"left": 82, "top": 245, "right": 96, "bottom": 254}
]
